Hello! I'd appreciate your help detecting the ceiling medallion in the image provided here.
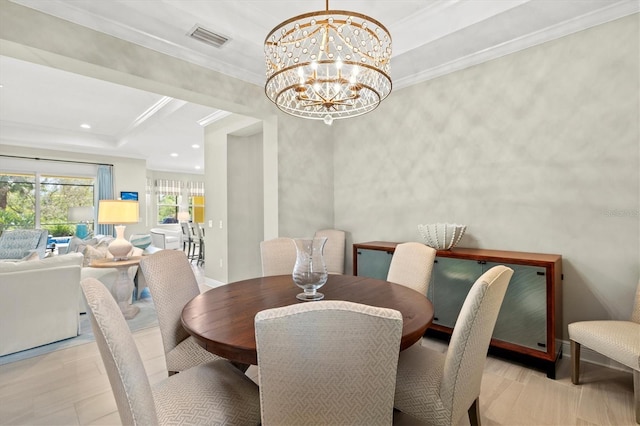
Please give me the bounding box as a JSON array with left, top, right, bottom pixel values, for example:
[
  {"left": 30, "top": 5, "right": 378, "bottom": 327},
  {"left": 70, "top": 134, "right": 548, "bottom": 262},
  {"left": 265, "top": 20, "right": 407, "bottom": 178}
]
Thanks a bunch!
[{"left": 264, "top": 0, "right": 392, "bottom": 125}]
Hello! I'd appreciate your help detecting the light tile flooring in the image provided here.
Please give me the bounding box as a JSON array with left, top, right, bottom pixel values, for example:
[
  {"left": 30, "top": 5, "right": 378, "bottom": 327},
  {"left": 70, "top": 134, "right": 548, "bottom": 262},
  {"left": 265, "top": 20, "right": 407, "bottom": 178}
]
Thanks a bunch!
[
  {"left": 0, "top": 329, "right": 635, "bottom": 426},
  {"left": 0, "top": 263, "right": 635, "bottom": 425}
]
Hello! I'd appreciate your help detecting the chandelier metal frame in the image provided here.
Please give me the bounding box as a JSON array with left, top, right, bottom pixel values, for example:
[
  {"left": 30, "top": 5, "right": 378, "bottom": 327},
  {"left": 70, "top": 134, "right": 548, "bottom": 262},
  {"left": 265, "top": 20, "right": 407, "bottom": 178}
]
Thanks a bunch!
[{"left": 264, "top": 1, "right": 392, "bottom": 125}]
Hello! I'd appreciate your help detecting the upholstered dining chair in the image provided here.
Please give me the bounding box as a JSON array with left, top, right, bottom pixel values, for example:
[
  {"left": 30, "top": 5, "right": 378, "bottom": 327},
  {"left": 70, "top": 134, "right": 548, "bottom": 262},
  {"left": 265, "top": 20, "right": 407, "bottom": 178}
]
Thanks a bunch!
[
  {"left": 179, "top": 222, "right": 194, "bottom": 258},
  {"left": 394, "top": 265, "right": 514, "bottom": 426},
  {"left": 314, "top": 228, "right": 346, "bottom": 274},
  {"left": 140, "top": 250, "right": 223, "bottom": 375},
  {"left": 255, "top": 300, "right": 403, "bottom": 426},
  {"left": 80, "top": 277, "right": 261, "bottom": 426},
  {"left": 387, "top": 242, "right": 437, "bottom": 296},
  {"left": 260, "top": 237, "right": 296, "bottom": 276},
  {"left": 568, "top": 280, "right": 640, "bottom": 424}
]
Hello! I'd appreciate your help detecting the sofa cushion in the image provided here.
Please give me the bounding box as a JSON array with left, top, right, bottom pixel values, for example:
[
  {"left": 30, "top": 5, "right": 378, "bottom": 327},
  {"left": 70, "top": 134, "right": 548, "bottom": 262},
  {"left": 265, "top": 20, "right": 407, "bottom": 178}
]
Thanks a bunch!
[
  {"left": 0, "top": 251, "right": 84, "bottom": 272},
  {"left": 21, "top": 251, "right": 40, "bottom": 261},
  {"left": 82, "top": 243, "right": 110, "bottom": 267},
  {"left": 67, "top": 236, "right": 98, "bottom": 254}
]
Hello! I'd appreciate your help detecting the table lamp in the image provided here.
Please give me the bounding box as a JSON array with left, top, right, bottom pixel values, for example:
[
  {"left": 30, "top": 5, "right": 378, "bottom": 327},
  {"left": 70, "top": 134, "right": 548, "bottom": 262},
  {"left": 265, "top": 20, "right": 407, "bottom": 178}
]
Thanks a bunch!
[
  {"left": 68, "top": 206, "right": 94, "bottom": 239},
  {"left": 97, "top": 199, "right": 139, "bottom": 261}
]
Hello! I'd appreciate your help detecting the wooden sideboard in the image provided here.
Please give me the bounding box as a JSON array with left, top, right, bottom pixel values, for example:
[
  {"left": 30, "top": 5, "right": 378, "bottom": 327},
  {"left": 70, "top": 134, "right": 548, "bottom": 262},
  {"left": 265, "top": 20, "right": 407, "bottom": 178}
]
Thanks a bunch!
[{"left": 353, "top": 241, "right": 563, "bottom": 378}]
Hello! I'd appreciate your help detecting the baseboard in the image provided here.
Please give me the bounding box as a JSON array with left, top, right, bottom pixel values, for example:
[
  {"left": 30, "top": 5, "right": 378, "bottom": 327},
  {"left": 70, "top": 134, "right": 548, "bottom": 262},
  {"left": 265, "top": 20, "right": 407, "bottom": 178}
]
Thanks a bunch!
[{"left": 560, "top": 339, "right": 631, "bottom": 373}]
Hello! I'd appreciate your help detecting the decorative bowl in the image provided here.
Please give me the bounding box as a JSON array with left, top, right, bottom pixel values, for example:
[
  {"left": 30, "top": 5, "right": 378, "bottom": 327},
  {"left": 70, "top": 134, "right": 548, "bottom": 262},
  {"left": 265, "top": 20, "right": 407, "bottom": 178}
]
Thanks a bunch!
[{"left": 418, "top": 223, "right": 467, "bottom": 250}]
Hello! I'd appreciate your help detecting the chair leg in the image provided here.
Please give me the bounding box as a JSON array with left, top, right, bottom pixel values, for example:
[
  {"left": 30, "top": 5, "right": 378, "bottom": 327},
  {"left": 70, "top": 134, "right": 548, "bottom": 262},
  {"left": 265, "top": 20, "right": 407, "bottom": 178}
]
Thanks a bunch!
[
  {"left": 468, "top": 398, "right": 481, "bottom": 426},
  {"left": 571, "top": 340, "right": 580, "bottom": 385},
  {"left": 634, "top": 369, "right": 639, "bottom": 424}
]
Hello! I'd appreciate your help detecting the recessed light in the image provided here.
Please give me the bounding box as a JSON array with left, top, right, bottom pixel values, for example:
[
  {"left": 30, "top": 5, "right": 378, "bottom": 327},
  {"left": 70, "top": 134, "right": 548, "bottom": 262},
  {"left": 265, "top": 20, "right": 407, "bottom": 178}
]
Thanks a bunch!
[
  {"left": 195, "top": 165, "right": 201, "bottom": 170},
  {"left": 170, "top": 153, "right": 178, "bottom": 157},
  {"left": 192, "top": 144, "right": 200, "bottom": 149},
  {"left": 80, "top": 123, "right": 91, "bottom": 129}
]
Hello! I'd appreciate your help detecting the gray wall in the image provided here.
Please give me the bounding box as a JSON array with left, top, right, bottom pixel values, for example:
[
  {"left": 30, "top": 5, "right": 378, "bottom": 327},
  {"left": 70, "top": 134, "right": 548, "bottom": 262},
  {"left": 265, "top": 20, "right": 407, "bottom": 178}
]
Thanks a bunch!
[
  {"left": 334, "top": 15, "right": 639, "bottom": 335},
  {"left": 228, "top": 133, "right": 264, "bottom": 281},
  {"left": 277, "top": 114, "right": 335, "bottom": 238}
]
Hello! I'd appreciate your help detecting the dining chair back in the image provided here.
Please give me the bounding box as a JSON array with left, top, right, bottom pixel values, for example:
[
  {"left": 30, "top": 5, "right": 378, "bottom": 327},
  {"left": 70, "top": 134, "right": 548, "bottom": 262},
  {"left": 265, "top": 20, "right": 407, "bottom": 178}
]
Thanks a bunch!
[
  {"left": 394, "top": 265, "right": 513, "bottom": 426},
  {"left": 260, "top": 237, "right": 296, "bottom": 276},
  {"left": 255, "top": 300, "right": 403, "bottom": 426},
  {"left": 387, "top": 242, "right": 437, "bottom": 296},
  {"left": 81, "top": 277, "right": 261, "bottom": 425},
  {"left": 568, "top": 279, "right": 640, "bottom": 423},
  {"left": 193, "top": 223, "right": 204, "bottom": 265},
  {"left": 188, "top": 222, "right": 202, "bottom": 263},
  {"left": 140, "top": 250, "right": 222, "bottom": 375},
  {"left": 179, "top": 222, "right": 193, "bottom": 257},
  {"left": 314, "top": 229, "right": 346, "bottom": 274}
]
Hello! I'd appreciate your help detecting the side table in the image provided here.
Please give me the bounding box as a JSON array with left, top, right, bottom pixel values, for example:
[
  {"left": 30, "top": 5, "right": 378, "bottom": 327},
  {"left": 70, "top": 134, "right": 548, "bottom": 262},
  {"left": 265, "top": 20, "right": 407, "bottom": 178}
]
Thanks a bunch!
[{"left": 90, "top": 256, "right": 142, "bottom": 319}]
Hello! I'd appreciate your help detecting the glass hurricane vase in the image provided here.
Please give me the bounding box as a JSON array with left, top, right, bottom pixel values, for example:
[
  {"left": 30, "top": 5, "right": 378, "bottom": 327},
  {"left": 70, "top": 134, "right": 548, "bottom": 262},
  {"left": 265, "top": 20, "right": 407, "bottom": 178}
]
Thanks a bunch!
[{"left": 293, "top": 237, "right": 328, "bottom": 301}]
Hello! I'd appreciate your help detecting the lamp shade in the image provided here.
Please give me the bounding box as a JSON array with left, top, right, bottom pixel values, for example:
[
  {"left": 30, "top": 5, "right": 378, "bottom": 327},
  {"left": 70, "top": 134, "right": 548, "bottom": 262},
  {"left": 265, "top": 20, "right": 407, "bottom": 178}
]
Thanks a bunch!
[
  {"left": 97, "top": 200, "right": 139, "bottom": 224},
  {"left": 177, "top": 211, "right": 190, "bottom": 222},
  {"left": 68, "top": 206, "right": 94, "bottom": 222}
]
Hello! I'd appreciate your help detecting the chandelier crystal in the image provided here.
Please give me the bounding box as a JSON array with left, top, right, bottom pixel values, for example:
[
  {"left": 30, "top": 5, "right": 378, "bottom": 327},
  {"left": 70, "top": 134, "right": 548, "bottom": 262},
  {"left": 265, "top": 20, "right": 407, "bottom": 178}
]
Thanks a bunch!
[{"left": 264, "top": 1, "right": 392, "bottom": 125}]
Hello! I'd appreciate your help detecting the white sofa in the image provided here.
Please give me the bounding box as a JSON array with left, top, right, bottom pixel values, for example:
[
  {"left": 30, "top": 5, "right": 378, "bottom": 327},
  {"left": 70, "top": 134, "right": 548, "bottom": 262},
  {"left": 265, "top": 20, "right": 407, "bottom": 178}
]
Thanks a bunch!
[{"left": 0, "top": 253, "right": 83, "bottom": 356}]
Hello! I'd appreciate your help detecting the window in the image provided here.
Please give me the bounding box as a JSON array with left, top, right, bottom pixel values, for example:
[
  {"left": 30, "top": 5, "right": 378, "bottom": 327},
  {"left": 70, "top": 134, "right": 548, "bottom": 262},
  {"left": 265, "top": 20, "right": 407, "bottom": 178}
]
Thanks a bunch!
[
  {"left": 0, "top": 173, "right": 36, "bottom": 232},
  {"left": 0, "top": 172, "right": 94, "bottom": 236},
  {"left": 40, "top": 175, "right": 94, "bottom": 236},
  {"left": 157, "top": 194, "right": 180, "bottom": 223},
  {"left": 155, "top": 179, "right": 184, "bottom": 224}
]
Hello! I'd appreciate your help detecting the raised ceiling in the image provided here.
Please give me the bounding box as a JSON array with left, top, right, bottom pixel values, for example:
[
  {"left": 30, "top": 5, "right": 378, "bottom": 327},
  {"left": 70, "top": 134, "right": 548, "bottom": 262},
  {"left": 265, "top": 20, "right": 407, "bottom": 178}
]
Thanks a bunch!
[{"left": 1, "top": 0, "right": 636, "bottom": 173}]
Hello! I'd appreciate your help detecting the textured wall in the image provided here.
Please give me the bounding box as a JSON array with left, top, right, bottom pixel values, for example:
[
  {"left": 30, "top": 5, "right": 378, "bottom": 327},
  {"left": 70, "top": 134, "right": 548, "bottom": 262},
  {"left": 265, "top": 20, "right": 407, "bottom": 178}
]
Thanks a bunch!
[
  {"left": 228, "top": 133, "right": 264, "bottom": 282},
  {"left": 334, "top": 15, "right": 639, "bottom": 331},
  {"left": 277, "top": 113, "right": 335, "bottom": 238}
]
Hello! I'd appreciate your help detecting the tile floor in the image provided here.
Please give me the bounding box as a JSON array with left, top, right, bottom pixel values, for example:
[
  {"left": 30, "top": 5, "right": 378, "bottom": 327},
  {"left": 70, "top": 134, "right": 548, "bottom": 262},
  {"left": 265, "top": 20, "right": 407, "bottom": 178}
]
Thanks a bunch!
[{"left": 0, "top": 262, "right": 635, "bottom": 425}]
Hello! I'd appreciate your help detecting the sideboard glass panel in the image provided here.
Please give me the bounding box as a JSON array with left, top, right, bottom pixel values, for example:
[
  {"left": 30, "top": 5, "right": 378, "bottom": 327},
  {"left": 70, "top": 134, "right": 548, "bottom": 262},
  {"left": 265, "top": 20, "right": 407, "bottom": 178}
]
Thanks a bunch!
[
  {"left": 432, "top": 257, "right": 480, "bottom": 328},
  {"left": 490, "top": 262, "right": 547, "bottom": 350},
  {"left": 356, "top": 248, "right": 393, "bottom": 280}
]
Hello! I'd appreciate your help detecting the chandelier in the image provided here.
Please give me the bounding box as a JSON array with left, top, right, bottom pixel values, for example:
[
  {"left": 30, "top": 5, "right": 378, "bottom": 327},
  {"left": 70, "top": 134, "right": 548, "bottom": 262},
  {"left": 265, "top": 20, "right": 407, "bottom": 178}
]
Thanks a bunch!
[{"left": 264, "top": 1, "right": 392, "bottom": 125}]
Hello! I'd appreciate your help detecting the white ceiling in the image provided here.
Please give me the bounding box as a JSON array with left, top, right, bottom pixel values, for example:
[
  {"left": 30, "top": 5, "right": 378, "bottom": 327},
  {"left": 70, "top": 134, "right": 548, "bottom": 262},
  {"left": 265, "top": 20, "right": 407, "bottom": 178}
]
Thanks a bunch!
[{"left": 1, "top": 0, "right": 637, "bottom": 173}]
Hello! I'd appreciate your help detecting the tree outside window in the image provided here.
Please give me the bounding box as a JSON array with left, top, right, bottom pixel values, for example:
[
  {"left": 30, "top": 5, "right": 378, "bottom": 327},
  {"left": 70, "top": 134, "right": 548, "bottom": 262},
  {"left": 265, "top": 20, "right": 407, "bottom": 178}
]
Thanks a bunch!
[
  {"left": 0, "top": 173, "right": 94, "bottom": 236},
  {"left": 40, "top": 176, "right": 94, "bottom": 236},
  {"left": 0, "top": 173, "right": 36, "bottom": 233},
  {"left": 157, "top": 194, "right": 180, "bottom": 224}
]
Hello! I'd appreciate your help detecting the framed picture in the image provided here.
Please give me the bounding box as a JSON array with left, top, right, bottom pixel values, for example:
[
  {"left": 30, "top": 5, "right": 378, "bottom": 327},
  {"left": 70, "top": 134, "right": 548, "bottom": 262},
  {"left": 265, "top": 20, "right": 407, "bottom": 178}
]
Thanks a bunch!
[{"left": 120, "top": 191, "right": 139, "bottom": 201}]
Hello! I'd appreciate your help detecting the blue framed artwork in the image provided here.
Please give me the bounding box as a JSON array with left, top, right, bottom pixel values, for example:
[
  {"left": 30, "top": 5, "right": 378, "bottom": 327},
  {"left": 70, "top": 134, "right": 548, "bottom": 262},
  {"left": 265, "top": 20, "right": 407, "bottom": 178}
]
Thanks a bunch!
[{"left": 120, "top": 191, "right": 139, "bottom": 201}]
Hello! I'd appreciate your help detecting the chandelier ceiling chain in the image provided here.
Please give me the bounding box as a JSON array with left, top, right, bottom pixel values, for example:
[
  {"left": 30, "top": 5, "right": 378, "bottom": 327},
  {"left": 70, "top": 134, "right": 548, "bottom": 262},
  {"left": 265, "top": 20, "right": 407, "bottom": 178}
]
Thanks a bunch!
[{"left": 264, "top": 0, "right": 392, "bottom": 125}]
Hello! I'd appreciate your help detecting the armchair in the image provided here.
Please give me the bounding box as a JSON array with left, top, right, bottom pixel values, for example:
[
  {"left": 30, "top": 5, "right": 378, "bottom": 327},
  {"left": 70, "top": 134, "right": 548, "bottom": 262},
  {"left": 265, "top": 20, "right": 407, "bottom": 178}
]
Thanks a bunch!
[
  {"left": 149, "top": 227, "right": 181, "bottom": 251},
  {"left": 0, "top": 229, "right": 48, "bottom": 260}
]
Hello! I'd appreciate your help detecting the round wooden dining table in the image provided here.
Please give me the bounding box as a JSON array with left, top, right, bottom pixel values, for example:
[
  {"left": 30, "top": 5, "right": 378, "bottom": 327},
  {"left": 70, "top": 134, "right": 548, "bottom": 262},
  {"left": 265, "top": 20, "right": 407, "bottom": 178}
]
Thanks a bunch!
[{"left": 181, "top": 274, "right": 434, "bottom": 365}]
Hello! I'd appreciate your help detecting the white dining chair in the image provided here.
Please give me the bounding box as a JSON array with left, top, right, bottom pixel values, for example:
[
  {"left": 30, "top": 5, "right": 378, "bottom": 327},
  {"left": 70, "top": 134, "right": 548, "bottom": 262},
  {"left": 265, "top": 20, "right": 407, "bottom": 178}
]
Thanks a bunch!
[
  {"left": 260, "top": 237, "right": 296, "bottom": 276},
  {"left": 140, "top": 250, "right": 223, "bottom": 375},
  {"left": 387, "top": 242, "right": 437, "bottom": 296},
  {"left": 255, "top": 300, "right": 402, "bottom": 425},
  {"left": 569, "top": 280, "right": 640, "bottom": 424},
  {"left": 80, "top": 277, "right": 260, "bottom": 425},
  {"left": 394, "top": 265, "right": 513, "bottom": 426}
]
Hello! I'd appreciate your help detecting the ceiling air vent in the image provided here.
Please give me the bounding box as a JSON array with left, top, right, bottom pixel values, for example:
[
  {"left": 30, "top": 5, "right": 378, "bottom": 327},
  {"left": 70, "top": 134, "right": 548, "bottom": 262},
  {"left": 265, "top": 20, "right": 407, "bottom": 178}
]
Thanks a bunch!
[{"left": 188, "top": 25, "right": 229, "bottom": 48}]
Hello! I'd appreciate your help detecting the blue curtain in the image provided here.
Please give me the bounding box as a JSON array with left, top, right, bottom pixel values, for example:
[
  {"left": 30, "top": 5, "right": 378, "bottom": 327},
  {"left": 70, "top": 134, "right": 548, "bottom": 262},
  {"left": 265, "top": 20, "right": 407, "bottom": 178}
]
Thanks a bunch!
[{"left": 96, "top": 165, "right": 114, "bottom": 236}]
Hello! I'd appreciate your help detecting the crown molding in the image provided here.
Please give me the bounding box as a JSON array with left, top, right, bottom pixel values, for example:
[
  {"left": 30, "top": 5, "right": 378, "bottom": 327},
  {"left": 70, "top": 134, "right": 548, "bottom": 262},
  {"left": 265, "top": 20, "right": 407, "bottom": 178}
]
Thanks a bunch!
[{"left": 394, "top": 0, "right": 639, "bottom": 90}]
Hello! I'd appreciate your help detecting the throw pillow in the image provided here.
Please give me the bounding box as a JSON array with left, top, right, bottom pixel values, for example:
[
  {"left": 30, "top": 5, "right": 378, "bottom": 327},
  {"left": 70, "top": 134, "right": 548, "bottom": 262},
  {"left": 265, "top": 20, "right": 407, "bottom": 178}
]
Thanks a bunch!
[
  {"left": 20, "top": 251, "right": 40, "bottom": 261},
  {"left": 82, "top": 243, "right": 109, "bottom": 267},
  {"left": 68, "top": 236, "right": 98, "bottom": 254}
]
